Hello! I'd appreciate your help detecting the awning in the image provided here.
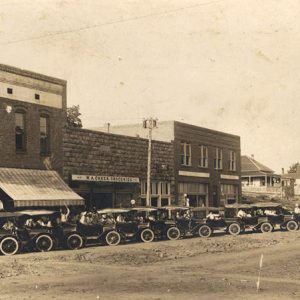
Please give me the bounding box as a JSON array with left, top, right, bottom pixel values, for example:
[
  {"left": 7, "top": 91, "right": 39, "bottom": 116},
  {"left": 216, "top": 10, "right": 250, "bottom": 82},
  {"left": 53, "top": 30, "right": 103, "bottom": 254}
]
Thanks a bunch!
[{"left": 0, "top": 168, "right": 84, "bottom": 207}]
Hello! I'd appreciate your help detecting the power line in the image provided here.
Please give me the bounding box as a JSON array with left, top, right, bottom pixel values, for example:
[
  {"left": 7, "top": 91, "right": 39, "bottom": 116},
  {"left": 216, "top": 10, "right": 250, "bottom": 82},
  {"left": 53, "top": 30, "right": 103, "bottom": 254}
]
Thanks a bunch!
[{"left": 0, "top": 0, "right": 225, "bottom": 46}]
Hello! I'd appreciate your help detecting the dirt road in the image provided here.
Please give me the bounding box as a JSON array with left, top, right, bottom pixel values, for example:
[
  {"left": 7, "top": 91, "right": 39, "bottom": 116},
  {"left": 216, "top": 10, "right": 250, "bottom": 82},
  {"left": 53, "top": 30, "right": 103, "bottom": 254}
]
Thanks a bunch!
[{"left": 0, "top": 230, "right": 299, "bottom": 300}]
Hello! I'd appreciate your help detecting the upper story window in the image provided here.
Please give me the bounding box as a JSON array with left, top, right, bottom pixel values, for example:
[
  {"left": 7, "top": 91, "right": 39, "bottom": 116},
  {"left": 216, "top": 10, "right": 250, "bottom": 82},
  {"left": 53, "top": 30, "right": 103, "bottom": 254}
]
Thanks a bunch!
[
  {"left": 229, "top": 150, "right": 236, "bottom": 171},
  {"left": 199, "top": 145, "right": 208, "bottom": 168},
  {"left": 15, "top": 111, "right": 26, "bottom": 151},
  {"left": 7, "top": 88, "right": 13, "bottom": 94},
  {"left": 214, "top": 148, "right": 222, "bottom": 170},
  {"left": 180, "top": 142, "right": 191, "bottom": 166},
  {"left": 35, "top": 93, "right": 40, "bottom": 101},
  {"left": 40, "top": 115, "right": 50, "bottom": 155}
]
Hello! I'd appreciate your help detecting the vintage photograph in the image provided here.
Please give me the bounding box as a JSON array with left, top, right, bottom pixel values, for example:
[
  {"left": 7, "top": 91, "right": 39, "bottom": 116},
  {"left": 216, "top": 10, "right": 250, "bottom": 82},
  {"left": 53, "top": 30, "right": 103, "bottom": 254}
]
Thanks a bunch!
[{"left": 0, "top": 1, "right": 299, "bottom": 299}]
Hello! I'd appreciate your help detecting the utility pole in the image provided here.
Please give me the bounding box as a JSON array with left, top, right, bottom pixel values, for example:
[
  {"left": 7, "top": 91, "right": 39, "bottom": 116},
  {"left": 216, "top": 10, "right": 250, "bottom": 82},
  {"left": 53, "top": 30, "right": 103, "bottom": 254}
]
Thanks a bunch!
[{"left": 143, "top": 118, "right": 157, "bottom": 206}]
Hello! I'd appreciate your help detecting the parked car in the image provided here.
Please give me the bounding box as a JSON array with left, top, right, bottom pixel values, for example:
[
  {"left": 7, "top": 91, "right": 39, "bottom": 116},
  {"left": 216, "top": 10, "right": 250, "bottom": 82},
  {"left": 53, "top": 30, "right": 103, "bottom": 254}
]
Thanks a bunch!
[
  {"left": 19, "top": 210, "right": 62, "bottom": 252},
  {"left": 191, "top": 207, "right": 225, "bottom": 237},
  {"left": 160, "top": 206, "right": 201, "bottom": 239},
  {"left": 0, "top": 212, "right": 27, "bottom": 256},
  {"left": 76, "top": 208, "right": 128, "bottom": 247},
  {"left": 250, "top": 203, "right": 297, "bottom": 232}
]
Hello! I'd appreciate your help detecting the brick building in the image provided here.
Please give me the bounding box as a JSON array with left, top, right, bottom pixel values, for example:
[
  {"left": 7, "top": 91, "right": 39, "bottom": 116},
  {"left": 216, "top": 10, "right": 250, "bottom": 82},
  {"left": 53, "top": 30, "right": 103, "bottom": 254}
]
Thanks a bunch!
[
  {"left": 0, "top": 64, "right": 83, "bottom": 209},
  {"left": 92, "top": 121, "right": 242, "bottom": 207},
  {"left": 63, "top": 127, "right": 175, "bottom": 209}
]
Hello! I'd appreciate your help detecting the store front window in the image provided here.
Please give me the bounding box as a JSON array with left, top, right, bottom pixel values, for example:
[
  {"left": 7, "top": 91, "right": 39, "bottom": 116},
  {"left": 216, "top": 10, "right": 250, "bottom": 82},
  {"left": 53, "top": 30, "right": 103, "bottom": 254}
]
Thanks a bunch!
[
  {"left": 178, "top": 182, "right": 208, "bottom": 207},
  {"left": 220, "top": 184, "right": 238, "bottom": 206},
  {"left": 140, "top": 181, "right": 171, "bottom": 207}
]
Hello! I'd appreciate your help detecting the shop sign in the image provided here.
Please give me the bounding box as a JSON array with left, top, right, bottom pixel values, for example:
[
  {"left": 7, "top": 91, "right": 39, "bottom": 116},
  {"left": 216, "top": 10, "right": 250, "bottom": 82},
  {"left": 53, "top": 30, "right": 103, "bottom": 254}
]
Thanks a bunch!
[{"left": 72, "top": 174, "right": 140, "bottom": 183}]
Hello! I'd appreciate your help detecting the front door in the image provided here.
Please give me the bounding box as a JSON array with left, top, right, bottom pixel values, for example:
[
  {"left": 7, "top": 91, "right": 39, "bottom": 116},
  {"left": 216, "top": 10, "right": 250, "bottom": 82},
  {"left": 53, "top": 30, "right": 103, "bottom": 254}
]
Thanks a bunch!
[{"left": 92, "top": 193, "right": 113, "bottom": 209}]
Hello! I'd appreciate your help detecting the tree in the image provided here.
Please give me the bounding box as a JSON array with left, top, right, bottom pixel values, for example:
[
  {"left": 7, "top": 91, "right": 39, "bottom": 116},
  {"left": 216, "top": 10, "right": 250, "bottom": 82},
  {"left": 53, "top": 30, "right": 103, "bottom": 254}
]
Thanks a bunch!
[
  {"left": 288, "top": 162, "right": 300, "bottom": 173},
  {"left": 67, "top": 105, "right": 82, "bottom": 128}
]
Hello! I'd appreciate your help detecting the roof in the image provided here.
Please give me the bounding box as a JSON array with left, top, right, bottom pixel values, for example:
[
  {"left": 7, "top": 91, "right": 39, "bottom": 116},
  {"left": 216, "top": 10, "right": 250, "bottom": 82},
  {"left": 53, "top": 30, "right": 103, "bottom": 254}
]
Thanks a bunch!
[
  {"left": 241, "top": 155, "right": 275, "bottom": 176},
  {"left": 0, "top": 168, "right": 84, "bottom": 207},
  {"left": 251, "top": 202, "right": 282, "bottom": 208},
  {"left": 284, "top": 165, "right": 300, "bottom": 179},
  {"left": 97, "top": 208, "right": 130, "bottom": 214},
  {"left": 0, "top": 63, "right": 66, "bottom": 85},
  {"left": 161, "top": 205, "right": 190, "bottom": 211},
  {"left": 18, "top": 210, "right": 58, "bottom": 216},
  {"left": 0, "top": 212, "right": 25, "bottom": 219}
]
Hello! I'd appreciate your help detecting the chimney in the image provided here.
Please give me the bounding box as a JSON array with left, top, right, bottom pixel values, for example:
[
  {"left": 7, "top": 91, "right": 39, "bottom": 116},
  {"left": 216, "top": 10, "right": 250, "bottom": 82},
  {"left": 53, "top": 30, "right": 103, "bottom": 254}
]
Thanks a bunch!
[
  {"left": 251, "top": 154, "right": 254, "bottom": 159},
  {"left": 282, "top": 168, "right": 284, "bottom": 175}
]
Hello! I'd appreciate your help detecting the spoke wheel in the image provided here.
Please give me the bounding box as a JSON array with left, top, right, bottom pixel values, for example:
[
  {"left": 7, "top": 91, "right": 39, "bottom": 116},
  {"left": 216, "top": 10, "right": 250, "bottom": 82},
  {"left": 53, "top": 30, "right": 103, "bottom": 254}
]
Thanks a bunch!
[
  {"left": 0, "top": 237, "right": 19, "bottom": 256},
  {"left": 286, "top": 220, "right": 298, "bottom": 232},
  {"left": 105, "top": 231, "right": 121, "bottom": 246},
  {"left": 260, "top": 222, "right": 273, "bottom": 233},
  {"left": 198, "top": 225, "right": 212, "bottom": 238},
  {"left": 35, "top": 234, "right": 54, "bottom": 252},
  {"left": 166, "top": 227, "right": 181, "bottom": 240},
  {"left": 140, "top": 229, "right": 155, "bottom": 243},
  {"left": 228, "top": 223, "right": 241, "bottom": 236},
  {"left": 67, "top": 233, "right": 84, "bottom": 250}
]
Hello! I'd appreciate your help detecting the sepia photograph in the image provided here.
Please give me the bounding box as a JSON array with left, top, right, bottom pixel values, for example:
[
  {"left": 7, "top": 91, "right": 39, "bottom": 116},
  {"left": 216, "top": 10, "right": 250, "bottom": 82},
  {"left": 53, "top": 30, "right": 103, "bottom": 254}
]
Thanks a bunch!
[{"left": 0, "top": 0, "right": 299, "bottom": 299}]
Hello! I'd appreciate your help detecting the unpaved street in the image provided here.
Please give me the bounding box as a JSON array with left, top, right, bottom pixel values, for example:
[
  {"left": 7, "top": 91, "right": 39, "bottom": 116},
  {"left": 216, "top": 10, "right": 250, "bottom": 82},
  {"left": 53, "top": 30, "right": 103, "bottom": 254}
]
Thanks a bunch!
[{"left": 0, "top": 230, "right": 299, "bottom": 300}]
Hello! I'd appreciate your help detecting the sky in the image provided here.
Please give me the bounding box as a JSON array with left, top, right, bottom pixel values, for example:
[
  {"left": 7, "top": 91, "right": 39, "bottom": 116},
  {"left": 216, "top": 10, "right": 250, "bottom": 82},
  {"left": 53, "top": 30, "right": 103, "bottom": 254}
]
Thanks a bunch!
[{"left": 0, "top": 0, "right": 299, "bottom": 173}]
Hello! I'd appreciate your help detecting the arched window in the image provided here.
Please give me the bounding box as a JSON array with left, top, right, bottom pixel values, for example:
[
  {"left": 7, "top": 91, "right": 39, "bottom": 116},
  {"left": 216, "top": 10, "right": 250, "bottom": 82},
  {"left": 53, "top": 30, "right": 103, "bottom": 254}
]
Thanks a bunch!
[
  {"left": 15, "top": 111, "right": 26, "bottom": 151},
  {"left": 40, "top": 115, "right": 50, "bottom": 155}
]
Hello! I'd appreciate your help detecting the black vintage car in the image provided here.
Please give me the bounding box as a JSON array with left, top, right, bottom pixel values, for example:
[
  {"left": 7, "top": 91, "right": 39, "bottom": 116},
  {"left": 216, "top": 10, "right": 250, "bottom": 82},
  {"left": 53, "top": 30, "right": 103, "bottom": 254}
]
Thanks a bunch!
[
  {"left": 66, "top": 208, "right": 128, "bottom": 248},
  {"left": 99, "top": 207, "right": 159, "bottom": 244},
  {"left": 250, "top": 203, "right": 297, "bottom": 232},
  {"left": 191, "top": 207, "right": 225, "bottom": 237},
  {"left": 129, "top": 207, "right": 188, "bottom": 242},
  {"left": 19, "top": 210, "right": 63, "bottom": 252},
  {"left": 160, "top": 206, "right": 202, "bottom": 239},
  {"left": 0, "top": 212, "right": 28, "bottom": 256}
]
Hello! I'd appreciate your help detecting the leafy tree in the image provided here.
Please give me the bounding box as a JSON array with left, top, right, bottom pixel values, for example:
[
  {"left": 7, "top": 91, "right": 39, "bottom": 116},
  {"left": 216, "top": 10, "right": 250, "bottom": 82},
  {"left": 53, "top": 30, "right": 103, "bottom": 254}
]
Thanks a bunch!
[
  {"left": 67, "top": 105, "right": 82, "bottom": 128},
  {"left": 288, "top": 162, "right": 300, "bottom": 173}
]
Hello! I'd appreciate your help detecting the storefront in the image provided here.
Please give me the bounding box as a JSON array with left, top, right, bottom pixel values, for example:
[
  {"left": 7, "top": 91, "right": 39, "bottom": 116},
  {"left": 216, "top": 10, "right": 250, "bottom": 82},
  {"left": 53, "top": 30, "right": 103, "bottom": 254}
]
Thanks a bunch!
[{"left": 70, "top": 174, "right": 141, "bottom": 209}]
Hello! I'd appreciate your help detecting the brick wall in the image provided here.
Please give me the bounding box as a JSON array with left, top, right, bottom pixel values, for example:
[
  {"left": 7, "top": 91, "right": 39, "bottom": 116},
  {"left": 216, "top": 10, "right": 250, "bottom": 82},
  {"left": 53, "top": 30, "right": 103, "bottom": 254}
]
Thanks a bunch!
[
  {"left": 0, "top": 98, "right": 65, "bottom": 172},
  {"left": 63, "top": 127, "right": 175, "bottom": 183}
]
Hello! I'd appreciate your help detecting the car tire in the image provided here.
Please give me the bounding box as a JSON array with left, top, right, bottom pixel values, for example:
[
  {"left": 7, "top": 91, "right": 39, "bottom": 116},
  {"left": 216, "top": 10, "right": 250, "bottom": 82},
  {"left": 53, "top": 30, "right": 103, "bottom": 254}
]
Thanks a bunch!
[
  {"left": 260, "top": 222, "right": 273, "bottom": 233},
  {"left": 228, "top": 223, "right": 241, "bottom": 236},
  {"left": 140, "top": 229, "right": 155, "bottom": 243},
  {"left": 66, "top": 233, "right": 84, "bottom": 250},
  {"left": 105, "top": 231, "right": 121, "bottom": 246},
  {"left": 286, "top": 220, "right": 298, "bottom": 232},
  {"left": 35, "top": 234, "right": 54, "bottom": 252},
  {"left": 0, "top": 236, "right": 19, "bottom": 256},
  {"left": 166, "top": 227, "right": 181, "bottom": 240},
  {"left": 198, "top": 225, "right": 212, "bottom": 238}
]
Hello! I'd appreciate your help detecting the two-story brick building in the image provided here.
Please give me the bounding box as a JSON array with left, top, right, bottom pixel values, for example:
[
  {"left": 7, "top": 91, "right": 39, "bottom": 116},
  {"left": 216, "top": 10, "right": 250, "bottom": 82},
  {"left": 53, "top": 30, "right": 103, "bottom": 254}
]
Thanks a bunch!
[
  {"left": 62, "top": 127, "right": 175, "bottom": 209},
  {"left": 0, "top": 64, "right": 83, "bottom": 209},
  {"left": 92, "top": 121, "right": 242, "bottom": 207}
]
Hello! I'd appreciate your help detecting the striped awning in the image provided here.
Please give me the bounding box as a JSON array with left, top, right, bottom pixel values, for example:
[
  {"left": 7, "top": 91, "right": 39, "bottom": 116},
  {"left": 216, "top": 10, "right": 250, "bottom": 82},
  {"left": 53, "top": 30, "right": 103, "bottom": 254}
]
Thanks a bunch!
[{"left": 0, "top": 168, "right": 84, "bottom": 207}]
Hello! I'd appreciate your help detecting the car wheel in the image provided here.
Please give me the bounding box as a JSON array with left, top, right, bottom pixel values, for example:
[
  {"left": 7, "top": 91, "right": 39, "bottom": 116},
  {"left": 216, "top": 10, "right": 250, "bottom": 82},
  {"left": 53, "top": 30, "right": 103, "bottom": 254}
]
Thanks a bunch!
[
  {"left": 0, "top": 236, "right": 19, "bottom": 256},
  {"left": 105, "top": 231, "right": 121, "bottom": 246},
  {"left": 198, "top": 225, "right": 212, "bottom": 238},
  {"left": 286, "top": 220, "right": 298, "bottom": 232},
  {"left": 67, "top": 233, "right": 84, "bottom": 250},
  {"left": 140, "top": 229, "right": 155, "bottom": 243},
  {"left": 35, "top": 234, "right": 54, "bottom": 252},
  {"left": 260, "top": 222, "right": 273, "bottom": 233},
  {"left": 166, "top": 227, "right": 181, "bottom": 240},
  {"left": 228, "top": 223, "right": 241, "bottom": 236}
]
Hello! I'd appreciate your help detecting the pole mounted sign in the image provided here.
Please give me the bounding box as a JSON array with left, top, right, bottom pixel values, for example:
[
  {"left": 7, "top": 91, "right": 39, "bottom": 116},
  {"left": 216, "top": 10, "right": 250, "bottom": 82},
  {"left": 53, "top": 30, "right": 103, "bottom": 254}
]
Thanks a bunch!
[{"left": 72, "top": 174, "right": 140, "bottom": 183}]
